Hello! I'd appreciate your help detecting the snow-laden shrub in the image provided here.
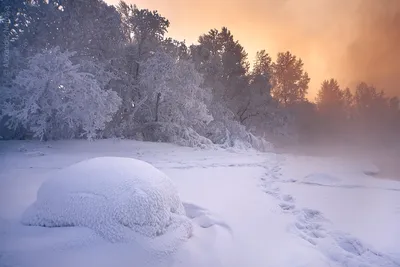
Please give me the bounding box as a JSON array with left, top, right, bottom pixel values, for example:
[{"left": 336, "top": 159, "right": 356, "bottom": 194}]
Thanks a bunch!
[
  {"left": 21, "top": 157, "right": 193, "bottom": 243},
  {"left": 226, "top": 133, "right": 274, "bottom": 152},
  {"left": 1, "top": 47, "right": 121, "bottom": 140},
  {"left": 135, "top": 122, "right": 213, "bottom": 149},
  {"left": 202, "top": 120, "right": 230, "bottom": 145},
  {"left": 203, "top": 118, "right": 274, "bottom": 152},
  {"left": 197, "top": 99, "right": 273, "bottom": 152},
  {"left": 248, "top": 132, "right": 275, "bottom": 152}
]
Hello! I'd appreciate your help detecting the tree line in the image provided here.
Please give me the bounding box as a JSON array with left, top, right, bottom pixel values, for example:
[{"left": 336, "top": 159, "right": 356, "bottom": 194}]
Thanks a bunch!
[{"left": 0, "top": 0, "right": 398, "bottom": 149}]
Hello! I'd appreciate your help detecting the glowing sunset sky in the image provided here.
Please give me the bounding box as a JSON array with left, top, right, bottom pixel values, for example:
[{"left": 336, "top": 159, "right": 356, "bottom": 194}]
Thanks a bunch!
[{"left": 106, "top": 0, "right": 400, "bottom": 99}]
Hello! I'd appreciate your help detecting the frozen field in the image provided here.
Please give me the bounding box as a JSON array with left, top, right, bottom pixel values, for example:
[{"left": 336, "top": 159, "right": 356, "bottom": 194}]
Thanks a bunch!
[{"left": 0, "top": 139, "right": 399, "bottom": 267}]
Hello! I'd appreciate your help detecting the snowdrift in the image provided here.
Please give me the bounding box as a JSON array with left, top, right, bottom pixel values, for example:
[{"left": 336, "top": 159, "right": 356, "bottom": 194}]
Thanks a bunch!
[
  {"left": 21, "top": 157, "right": 193, "bottom": 243},
  {"left": 358, "top": 162, "right": 380, "bottom": 176},
  {"left": 303, "top": 173, "right": 342, "bottom": 186}
]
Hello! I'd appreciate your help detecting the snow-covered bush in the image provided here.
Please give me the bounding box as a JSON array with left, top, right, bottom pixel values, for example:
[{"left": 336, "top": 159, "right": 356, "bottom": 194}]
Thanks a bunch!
[
  {"left": 248, "top": 132, "right": 275, "bottom": 152},
  {"left": 201, "top": 101, "right": 242, "bottom": 145},
  {"left": 135, "top": 122, "right": 213, "bottom": 148},
  {"left": 21, "top": 157, "right": 193, "bottom": 243},
  {"left": 201, "top": 120, "right": 227, "bottom": 144},
  {"left": 1, "top": 47, "right": 121, "bottom": 140},
  {"left": 202, "top": 117, "right": 273, "bottom": 152}
]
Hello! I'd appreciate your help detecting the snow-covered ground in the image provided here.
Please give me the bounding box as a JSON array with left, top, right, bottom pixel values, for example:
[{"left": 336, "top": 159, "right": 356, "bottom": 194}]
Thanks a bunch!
[{"left": 0, "top": 140, "right": 399, "bottom": 267}]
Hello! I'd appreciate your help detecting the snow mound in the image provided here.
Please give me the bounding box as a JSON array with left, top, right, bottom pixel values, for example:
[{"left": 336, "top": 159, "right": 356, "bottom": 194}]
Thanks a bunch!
[
  {"left": 21, "top": 157, "right": 193, "bottom": 243},
  {"left": 303, "top": 173, "right": 342, "bottom": 186},
  {"left": 359, "top": 162, "right": 380, "bottom": 176}
]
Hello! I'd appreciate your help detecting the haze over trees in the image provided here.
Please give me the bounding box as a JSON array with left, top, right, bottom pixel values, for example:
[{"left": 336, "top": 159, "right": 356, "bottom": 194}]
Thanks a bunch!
[{"left": 0, "top": 0, "right": 399, "bottom": 150}]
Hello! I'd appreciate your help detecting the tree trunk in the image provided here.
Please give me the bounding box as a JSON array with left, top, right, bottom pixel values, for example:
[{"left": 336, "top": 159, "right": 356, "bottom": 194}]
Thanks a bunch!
[
  {"left": 155, "top": 92, "right": 161, "bottom": 122},
  {"left": 135, "top": 40, "right": 143, "bottom": 79}
]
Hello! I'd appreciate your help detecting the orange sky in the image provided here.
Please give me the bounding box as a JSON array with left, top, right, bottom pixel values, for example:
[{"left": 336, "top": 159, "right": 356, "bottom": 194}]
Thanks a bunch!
[{"left": 106, "top": 0, "right": 400, "bottom": 100}]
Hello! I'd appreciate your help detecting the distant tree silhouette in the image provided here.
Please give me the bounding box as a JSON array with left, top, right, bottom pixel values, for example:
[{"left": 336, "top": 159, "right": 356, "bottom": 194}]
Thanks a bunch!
[
  {"left": 314, "top": 79, "right": 346, "bottom": 137},
  {"left": 271, "top": 51, "right": 310, "bottom": 106}
]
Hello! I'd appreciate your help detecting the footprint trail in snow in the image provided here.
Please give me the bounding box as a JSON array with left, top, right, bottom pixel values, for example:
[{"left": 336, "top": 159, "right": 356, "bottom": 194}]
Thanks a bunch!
[{"left": 261, "top": 153, "right": 400, "bottom": 267}]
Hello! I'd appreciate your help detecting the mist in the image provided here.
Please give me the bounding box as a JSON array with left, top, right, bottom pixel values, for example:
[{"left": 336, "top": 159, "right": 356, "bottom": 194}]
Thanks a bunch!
[
  {"left": 107, "top": 0, "right": 400, "bottom": 97},
  {"left": 344, "top": 0, "right": 400, "bottom": 96},
  {"left": 248, "top": 0, "right": 400, "bottom": 96}
]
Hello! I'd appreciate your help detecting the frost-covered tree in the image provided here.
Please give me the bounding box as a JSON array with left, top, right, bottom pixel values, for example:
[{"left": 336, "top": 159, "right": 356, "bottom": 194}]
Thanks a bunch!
[
  {"left": 316, "top": 79, "right": 344, "bottom": 110},
  {"left": 189, "top": 28, "right": 258, "bottom": 143},
  {"left": 271, "top": 51, "right": 310, "bottom": 106},
  {"left": 191, "top": 27, "right": 249, "bottom": 105},
  {"left": 118, "top": 1, "right": 169, "bottom": 70},
  {"left": 107, "top": 2, "right": 170, "bottom": 135},
  {"left": 162, "top": 38, "right": 189, "bottom": 61},
  {"left": 354, "top": 82, "right": 387, "bottom": 113},
  {"left": 237, "top": 50, "right": 273, "bottom": 125},
  {"left": 13, "top": 0, "right": 125, "bottom": 60},
  {"left": 0, "top": 48, "right": 27, "bottom": 139},
  {"left": 353, "top": 83, "right": 388, "bottom": 132},
  {"left": 171, "top": 59, "right": 213, "bottom": 127},
  {"left": 316, "top": 79, "right": 345, "bottom": 126},
  {"left": 0, "top": 0, "right": 31, "bottom": 48},
  {"left": 342, "top": 87, "right": 354, "bottom": 119},
  {"left": 139, "top": 51, "right": 174, "bottom": 122},
  {"left": 1, "top": 47, "right": 121, "bottom": 140},
  {"left": 313, "top": 79, "right": 347, "bottom": 137},
  {"left": 139, "top": 51, "right": 212, "bottom": 127}
]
